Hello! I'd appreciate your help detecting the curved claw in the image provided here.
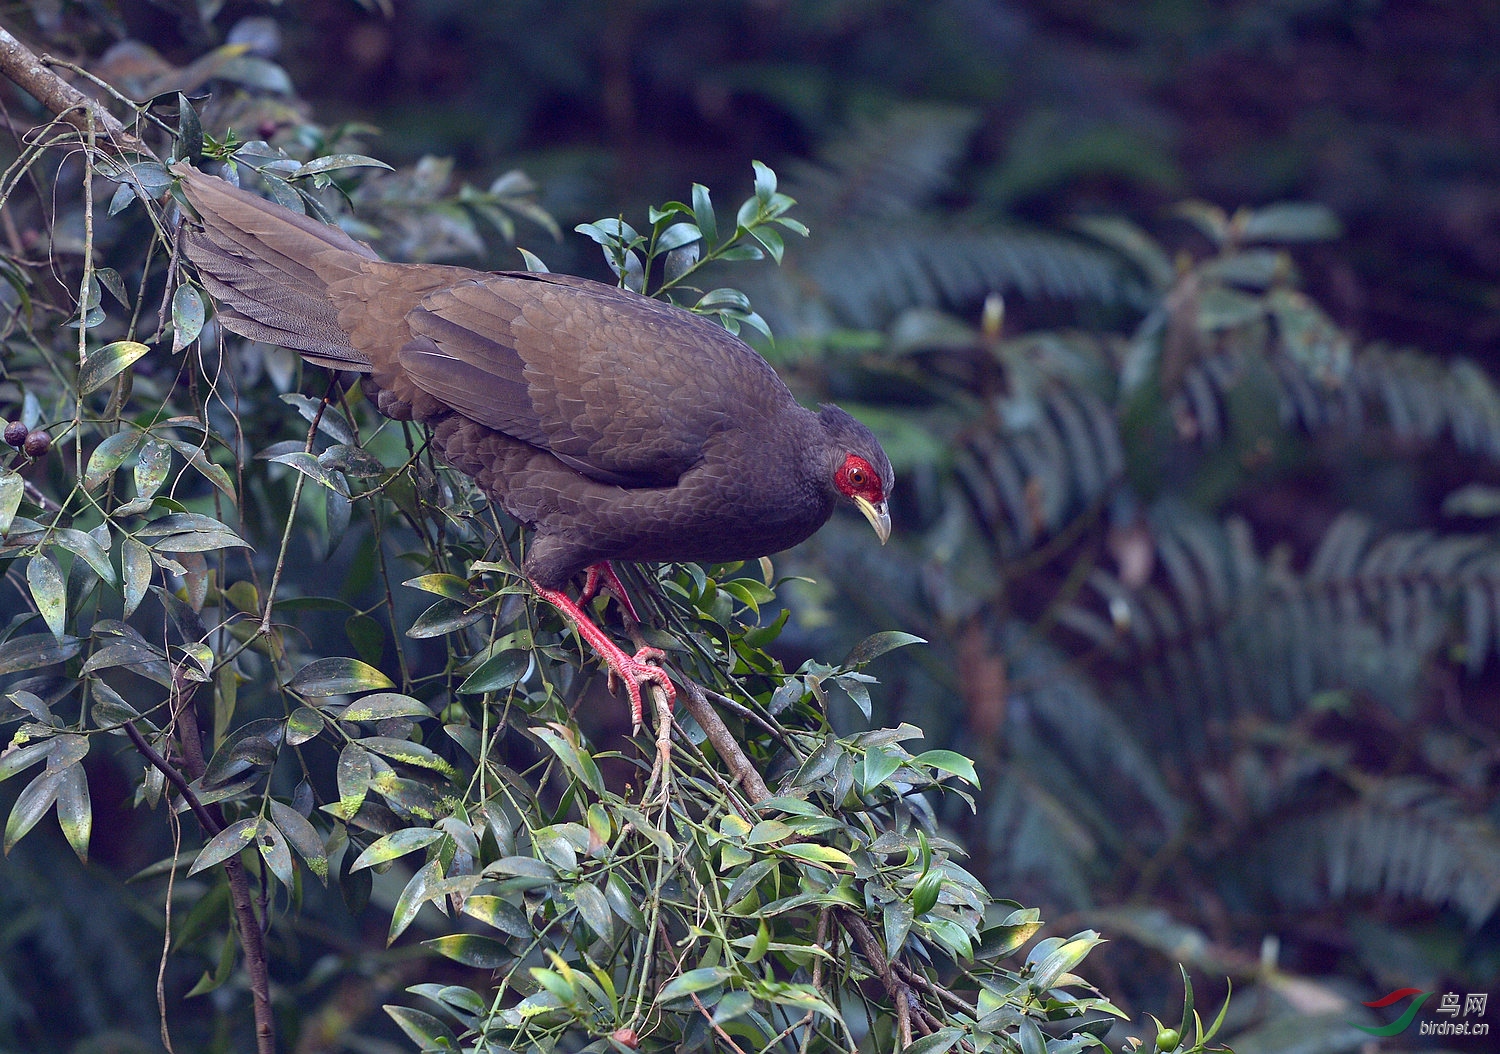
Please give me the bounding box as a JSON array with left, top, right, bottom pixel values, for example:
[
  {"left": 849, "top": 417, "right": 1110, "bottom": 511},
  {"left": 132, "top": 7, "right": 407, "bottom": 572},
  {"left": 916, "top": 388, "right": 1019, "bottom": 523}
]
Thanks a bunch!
[{"left": 607, "top": 647, "right": 676, "bottom": 731}]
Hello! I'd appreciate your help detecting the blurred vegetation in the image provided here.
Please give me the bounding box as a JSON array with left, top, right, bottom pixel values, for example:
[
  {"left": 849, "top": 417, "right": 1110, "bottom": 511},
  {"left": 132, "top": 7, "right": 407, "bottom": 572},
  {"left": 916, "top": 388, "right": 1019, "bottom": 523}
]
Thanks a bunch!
[{"left": 1, "top": 1, "right": 1498, "bottom": 1053}]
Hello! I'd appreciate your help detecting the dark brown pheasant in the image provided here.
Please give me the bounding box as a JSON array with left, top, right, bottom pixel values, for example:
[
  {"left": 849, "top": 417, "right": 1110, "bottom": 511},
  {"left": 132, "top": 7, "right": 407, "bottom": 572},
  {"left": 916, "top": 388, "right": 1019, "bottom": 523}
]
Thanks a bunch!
[{"left": 172, "top": 163, "right": 892, "bottom": 724}]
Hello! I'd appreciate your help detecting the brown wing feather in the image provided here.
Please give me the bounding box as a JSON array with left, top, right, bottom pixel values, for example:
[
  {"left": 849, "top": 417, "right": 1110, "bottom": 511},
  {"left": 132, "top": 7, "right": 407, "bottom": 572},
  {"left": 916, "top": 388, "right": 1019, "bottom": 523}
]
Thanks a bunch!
[{"left": 394, "top": 272, "right": 791, "bottom": 487}]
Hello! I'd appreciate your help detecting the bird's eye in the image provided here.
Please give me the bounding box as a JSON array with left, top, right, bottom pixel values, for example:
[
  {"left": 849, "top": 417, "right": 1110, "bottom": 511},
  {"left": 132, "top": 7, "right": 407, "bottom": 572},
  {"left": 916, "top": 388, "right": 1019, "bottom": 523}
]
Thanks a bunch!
[{"left": 849, "top": 467, "right": 866, "bottom": 485}]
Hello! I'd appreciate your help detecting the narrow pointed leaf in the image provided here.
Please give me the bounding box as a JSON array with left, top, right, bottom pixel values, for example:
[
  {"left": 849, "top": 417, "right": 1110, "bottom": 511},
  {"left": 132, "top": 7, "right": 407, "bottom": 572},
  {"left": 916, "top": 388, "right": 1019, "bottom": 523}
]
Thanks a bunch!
[
  {"left": 188, "top": 817, "right": 258, "bottom": 874},
  {"left": 55, "top": 763, "right": 91, "bottom": 862},
  {"left": 26, "top": 554, "right": 66, "bottom": 637},
  {"left": 287, "top": 656, "right": 394, "bottom": 696},
  {"left": 267, "top": 798, "right": 327, "bottom": 882},
  {"left": 78, "top": 340, "right": 149, "bottom": 395}
]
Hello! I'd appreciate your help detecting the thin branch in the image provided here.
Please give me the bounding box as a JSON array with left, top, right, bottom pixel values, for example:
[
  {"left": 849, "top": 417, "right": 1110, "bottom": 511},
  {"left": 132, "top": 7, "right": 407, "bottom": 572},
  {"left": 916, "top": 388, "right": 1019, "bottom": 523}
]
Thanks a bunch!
[
  {"left": 163, "top": 673, "right": 277, "bottom": 1054},
  {"left": 0, "top": 25, "right": 143, "bottom": 152},
  {"left": 122, "top": 718, "right": 221, "bottom": 836}
]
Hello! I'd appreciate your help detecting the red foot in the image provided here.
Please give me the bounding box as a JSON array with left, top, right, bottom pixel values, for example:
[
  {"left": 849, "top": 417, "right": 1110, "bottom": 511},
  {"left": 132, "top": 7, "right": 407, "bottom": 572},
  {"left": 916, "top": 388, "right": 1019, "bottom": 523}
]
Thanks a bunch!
[
  {"left": 578, "top": 561, "right": 642, "bottom": 624},
  {"left": 533, "top": 581, "right": 674, "bottom": 728}
]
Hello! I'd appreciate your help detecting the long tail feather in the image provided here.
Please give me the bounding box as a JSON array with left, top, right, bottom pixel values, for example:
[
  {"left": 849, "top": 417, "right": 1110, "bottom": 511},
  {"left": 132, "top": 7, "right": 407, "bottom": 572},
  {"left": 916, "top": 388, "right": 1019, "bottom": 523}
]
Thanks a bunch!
[{"left": 172, "top": 163, "right": 378, "bottom": 369}]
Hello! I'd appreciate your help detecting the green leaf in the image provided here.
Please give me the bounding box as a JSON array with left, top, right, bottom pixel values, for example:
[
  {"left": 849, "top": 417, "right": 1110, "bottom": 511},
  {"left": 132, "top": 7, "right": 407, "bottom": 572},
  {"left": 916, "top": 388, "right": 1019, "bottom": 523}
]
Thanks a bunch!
[
  {"left": 136, "top": 512, "right": 247, "bottom": 553},
  {"left": 570, "top": 881, "right": 613, "bottom": 941},
  {"left": 5, "top": 767, "right": 67, "bottom": 853},
  {"left": 121, "top": 537, "right": 151, "bottom": 617},
  {"left": 201, "top": 718, "right": 283, "bottom": 787},
  {"left": 407, "top": 597, "right": 483, "bottom": 639},
  {"left": 389, "top": 858, "right": 444, "bottom": 943},
  {"left": 655, "top": 221, "right": 701, "bottom": 252},
  {"left": 1030, "top": 932, "right": 1103, "bottom": 992},
  {"left": 751, "top": 160, "right": 777, "bottom": 203},
  {"left": 133, "top": 437, "right": 171, "bottom": 500},
  {"left": 84, "top": 430, "right": 142, "bottom": 491},
  {"left": 351, "top": 827, "right": 444, "bottom": 871},
  {"left": 267, "top": 450, "right": 350, "bottom": 497},
  {"left": 463, "top": 894, "right": 533, "bottom": 938},
  {"left": 532, "top": 727, "right": 605, "bottom": 795},
  {"left": 26, "top": 554, "right": 66, "bottom": 637},
  {"left": 340, "top": 693, "right": 434, "bottom": 722},
  {"left": 358, "top": 737, "right": 459, "bottom": 778},
  {"left": 1238, "top": 201, "right": 1342, "bottom": 243},
  {"left": 172, "top": 284, "right": 205, "bottom": 352},
  {"left": 884, "top": 898, "right": 914, "bottom": 956},
  {"left": 287, "top": 657, "right": 394, "bottom": 697},
  {"left": 54, "top": 527, "right": 116, "bottom": 587},
  {"left": 384, "top": 1005, "right": 459, "bottom": 1050},
  {"left": 910, "top": 869, "right": 944, "bottom": 916},
  {"left": 858, "top": 745, "right": 904, "bottom": 793},
  {"left": 692, "top": 183, "right": 717, "bottom": 248},
  {"left": 160, "top": 438, "right": 237, "bottom": 505},
  {"left": 267, "top": 798, "right": 327, "bottom": 882},
  {"left": 658, "top": 967, "right": 729, "bottom": 1003},
  {"left": 901, "top": 1027, "right": 964, "bottom": 1054},
  {"left": 285, "top": 706, "right": 324, "bottom": 745},
  {"left": 0, "top": 470, "right": 22, "bottom": 534},
  {"left": 713, "top": 990, "right": 755, "bottom": 1024},
  {"left": 258, "top": 820, "right": 295, "bottom": 887},
  {"left": 605, "top": 872, "right": 647, "bottom": 931},
  {"left": 456, "top": 648, "right": 532, "bottom": 694},
  {"left": 843, "top": 631, "right": 927, "bottom": 667},
  {"left": 55, "top": 763, "right": 91, "bottom": 862},
  {"left": 425, "top": 933, "right": 512, "bottom": 969},
  {"left": 914, "top": 750, "right": 980, "bottom": 787},
  {"left": 297, "top": 153, "right": 394, "bottom": 176},
  {"left": 77, "top": 340, "right": 149, "bottom": 396},
  {"left": 777, "top": 843, "right": 854, "bottom": 872},
  {"left": 176, "top": 92, "right": 203, "bottom": 161},
  {"left": 188, "top": 817, "right": 258, "bottom": 874},
  {"left": 0, "top": 740, "right": 54, "bottom": 784},
  {"left": 0, "top": 633, "right": 82, "bottom": 675}
]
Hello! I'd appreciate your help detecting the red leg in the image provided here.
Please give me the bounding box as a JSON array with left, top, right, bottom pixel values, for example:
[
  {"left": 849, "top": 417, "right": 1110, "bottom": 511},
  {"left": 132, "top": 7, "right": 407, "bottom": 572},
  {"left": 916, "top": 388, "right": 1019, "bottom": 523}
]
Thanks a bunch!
[
  {"left": 577, "top": 561, "right": 642, "bottom": 624},
  {"left": 533, "top": 581, "right": 673, "bottom": 729}
]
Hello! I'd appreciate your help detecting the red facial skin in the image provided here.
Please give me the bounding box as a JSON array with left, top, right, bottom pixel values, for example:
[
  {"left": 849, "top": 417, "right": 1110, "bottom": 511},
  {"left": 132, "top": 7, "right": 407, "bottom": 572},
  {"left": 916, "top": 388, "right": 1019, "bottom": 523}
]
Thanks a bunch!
[{"left": 834, "top": 453, "right": 884, "bottom": 504}]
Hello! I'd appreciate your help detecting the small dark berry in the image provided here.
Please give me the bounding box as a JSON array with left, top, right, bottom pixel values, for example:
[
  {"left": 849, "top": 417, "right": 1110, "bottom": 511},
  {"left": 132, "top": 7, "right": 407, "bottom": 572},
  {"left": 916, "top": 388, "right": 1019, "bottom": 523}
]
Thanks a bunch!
[
  {"left": 3, "top": 420, "right": 27, "bottom": 448},
  {"left": 22, "top": 430, "right": 51, "bottom": 458}
]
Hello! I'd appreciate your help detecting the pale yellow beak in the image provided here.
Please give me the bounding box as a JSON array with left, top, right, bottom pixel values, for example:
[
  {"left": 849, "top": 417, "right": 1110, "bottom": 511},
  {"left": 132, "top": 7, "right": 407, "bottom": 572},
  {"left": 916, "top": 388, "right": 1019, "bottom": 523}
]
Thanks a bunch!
[{"left": 853, "top": 496, "right": 891, "bottom": 545}]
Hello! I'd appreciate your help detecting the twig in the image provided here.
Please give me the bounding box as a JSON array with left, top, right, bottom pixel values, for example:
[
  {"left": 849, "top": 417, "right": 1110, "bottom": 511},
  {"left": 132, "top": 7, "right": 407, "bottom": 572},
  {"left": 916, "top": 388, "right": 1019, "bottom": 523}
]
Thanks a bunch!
[
  {"left": 0, "top": 26, "right": 143, "bottom": 152},
  {"left": 122, "top": 718, "right": 221, "bottom": 836},
  {"left": 163, "top": 673, "right": 278, "bottom": 1054},
  {"left": 893, "top": 959, "right": 975, "bottom": 1016}
]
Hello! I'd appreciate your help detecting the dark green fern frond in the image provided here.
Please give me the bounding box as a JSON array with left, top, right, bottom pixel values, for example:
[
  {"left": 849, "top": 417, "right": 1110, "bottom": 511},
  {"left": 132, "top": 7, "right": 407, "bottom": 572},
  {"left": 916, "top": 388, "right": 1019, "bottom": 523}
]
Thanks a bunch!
[
  {"left": 1058, "top": 507, "right": 1500, "bottom": 744},
  {"left": 1169, "top": 338, "right": 1500, "bottom": 462},
  {"left": 1262, "top": 778, "right": 1500, "bottom": 926},
  {"left": 957, "top": 384, "right": 1124, "bottom": 557},
  {"left": 804, "top": 222, "right": 1139, "bottom": 327},
  {"left": 791, "top": 103, "right": 985, "bottom": 219}
]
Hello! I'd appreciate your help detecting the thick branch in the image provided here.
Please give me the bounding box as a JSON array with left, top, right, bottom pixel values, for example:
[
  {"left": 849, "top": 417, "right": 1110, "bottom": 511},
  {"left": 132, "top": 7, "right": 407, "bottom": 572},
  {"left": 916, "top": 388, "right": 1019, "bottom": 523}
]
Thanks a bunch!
[
  {"left": 0, "top": 24, "right": 143, "bottom": 151},
  {"left": 679, "top": 679, "right": 772, "bottom": 802}
]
